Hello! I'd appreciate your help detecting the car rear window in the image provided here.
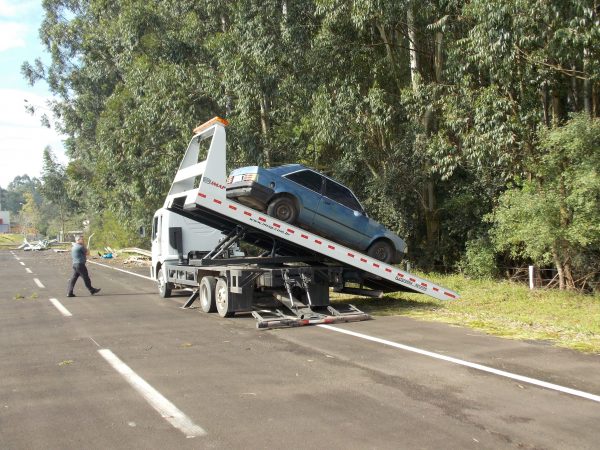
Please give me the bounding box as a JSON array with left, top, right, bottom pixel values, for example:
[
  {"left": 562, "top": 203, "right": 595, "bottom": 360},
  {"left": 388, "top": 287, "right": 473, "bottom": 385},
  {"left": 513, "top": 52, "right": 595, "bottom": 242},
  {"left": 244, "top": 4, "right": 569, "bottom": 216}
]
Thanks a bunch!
[
  {"left": 325, "top": 179, "right": 362, "bottom": 211},
  {"left": 285, "top": 170, "right": 323, "bottom": 193}
]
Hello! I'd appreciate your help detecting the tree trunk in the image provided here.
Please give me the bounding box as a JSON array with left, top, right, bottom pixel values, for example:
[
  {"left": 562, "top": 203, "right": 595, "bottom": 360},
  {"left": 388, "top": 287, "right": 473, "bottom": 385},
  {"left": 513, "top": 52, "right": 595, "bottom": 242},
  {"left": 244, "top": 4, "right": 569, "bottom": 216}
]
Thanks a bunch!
[
  {"left": 570, "top": 65, "right": 579, "bottom": 111},
  {"left": 434, "top": 31, "right": 443, "bottom": 83},
  {"left": 376, "top": 23, "right": 402, "bottom": 95},
  {"left": 541, "top": 86, "right": 550, "bottom": 127},
  {"left": 407, "top": 3, "right": 419, "bottom": 91},
  {"left": 552, "top": 250, "right": 565, "bottom": 290},
  {"left": 260, "top": 94, "right": 271, "bottom": 166},
  {"left": 423, "top": 181, "right": 439, "bottom": 250},
  {"left": 551, "top": 86, "right": 561, "bottom": 126},
  {"left": 583, "top": 49, "right": 592, "bottom": 116}
]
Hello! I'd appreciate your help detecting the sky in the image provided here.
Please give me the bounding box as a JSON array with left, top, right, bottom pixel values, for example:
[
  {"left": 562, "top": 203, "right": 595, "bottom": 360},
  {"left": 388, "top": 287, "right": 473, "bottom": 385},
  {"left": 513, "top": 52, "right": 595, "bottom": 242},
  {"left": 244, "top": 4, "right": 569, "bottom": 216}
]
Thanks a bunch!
[{"left": 0, "top": 0, "right": 68, "bottom": 190}]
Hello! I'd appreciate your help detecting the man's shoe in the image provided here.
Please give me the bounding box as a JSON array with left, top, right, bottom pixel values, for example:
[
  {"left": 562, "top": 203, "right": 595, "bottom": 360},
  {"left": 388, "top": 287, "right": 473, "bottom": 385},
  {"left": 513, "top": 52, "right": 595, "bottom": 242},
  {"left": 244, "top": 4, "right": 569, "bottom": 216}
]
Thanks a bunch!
[
  {"left": 91, "top": 288, "right": 101, "bottom": 295},
  {"left": 67, "top": 294, "right": 76, "bottom": 297}
]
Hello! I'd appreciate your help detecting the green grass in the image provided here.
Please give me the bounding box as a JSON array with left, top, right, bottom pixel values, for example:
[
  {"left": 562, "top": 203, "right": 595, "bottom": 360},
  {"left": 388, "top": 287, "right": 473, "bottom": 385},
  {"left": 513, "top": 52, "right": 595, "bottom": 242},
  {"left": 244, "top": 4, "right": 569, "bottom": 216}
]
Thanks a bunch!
[
  {"left": 0, "top": 234, "right": 24, "bottom": 246},
  {"left": 332, "top": 274, "right": 600, "bottom": 354}
]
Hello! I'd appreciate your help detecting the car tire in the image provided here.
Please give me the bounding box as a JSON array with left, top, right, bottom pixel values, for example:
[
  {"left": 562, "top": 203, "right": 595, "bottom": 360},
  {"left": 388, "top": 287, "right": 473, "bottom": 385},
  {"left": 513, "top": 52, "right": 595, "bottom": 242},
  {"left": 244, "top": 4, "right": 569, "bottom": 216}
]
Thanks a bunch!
[
  {"left": 367, "top": 240, "right": 394, "bottom": 264},
  {"left": 267, "top": 196, "right": 299, "bottom": 224}
]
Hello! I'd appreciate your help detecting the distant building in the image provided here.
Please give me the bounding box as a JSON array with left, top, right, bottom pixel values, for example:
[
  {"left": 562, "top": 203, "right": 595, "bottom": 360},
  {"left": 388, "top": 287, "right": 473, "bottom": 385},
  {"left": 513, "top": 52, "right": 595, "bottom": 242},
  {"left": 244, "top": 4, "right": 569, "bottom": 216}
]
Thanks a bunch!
[{"left": 0, "top": 211, "right": 10, "bottom": 233}]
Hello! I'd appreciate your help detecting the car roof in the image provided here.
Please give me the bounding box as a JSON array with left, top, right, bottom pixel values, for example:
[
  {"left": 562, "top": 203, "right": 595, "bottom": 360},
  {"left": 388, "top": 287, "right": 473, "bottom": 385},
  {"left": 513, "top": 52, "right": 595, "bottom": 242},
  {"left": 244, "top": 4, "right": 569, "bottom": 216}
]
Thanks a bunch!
[{"left": 265, "top": 164, "right": 308, "bottom": 176}]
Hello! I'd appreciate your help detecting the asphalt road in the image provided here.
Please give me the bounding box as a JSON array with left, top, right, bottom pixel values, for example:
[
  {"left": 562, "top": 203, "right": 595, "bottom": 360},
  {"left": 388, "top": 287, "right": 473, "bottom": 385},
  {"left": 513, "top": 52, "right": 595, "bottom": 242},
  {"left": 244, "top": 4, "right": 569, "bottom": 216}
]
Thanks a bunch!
[{"left": 1, "top": 249, "right": 599, "bottom": 449}]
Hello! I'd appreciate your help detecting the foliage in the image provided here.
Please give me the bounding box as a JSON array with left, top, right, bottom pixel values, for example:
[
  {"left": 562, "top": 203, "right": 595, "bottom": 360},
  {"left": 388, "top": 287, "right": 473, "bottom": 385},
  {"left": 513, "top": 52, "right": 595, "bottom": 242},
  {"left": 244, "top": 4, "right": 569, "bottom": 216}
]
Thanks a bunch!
[
  {"left": 88, "top": 210, "right": 146, "bottom": 250},
  {"left": 489, "top": 114, "right": 600, "bottom": 289},
  {"left": 458, "top": 238, "right": 498, "bottom": 279},
  {"left": 22, "top": 0, "right": 600, "bottom": 284}
]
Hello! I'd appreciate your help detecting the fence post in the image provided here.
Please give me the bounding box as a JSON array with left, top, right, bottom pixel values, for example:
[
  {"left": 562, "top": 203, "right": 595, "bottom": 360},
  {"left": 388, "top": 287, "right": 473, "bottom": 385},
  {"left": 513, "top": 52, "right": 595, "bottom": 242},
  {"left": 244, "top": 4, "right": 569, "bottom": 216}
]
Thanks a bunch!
[{"left": 529, "top": 265, "right": 535, "bottom": 290}]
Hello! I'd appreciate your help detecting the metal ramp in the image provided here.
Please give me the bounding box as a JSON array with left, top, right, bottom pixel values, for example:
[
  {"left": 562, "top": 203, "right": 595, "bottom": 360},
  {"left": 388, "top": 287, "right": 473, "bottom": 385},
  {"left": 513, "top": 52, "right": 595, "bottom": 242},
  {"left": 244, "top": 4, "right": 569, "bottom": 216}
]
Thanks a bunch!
[{"left": 252, "top": 304, "right": 371, "bottom": 329}]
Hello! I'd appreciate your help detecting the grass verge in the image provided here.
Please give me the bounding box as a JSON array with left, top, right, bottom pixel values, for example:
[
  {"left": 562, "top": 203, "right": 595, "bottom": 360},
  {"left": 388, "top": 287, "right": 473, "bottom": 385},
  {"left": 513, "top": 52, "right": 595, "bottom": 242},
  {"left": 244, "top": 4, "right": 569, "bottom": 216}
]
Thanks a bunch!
[{"left": 331, "top": 274, "right": 600, "bottom": 354}]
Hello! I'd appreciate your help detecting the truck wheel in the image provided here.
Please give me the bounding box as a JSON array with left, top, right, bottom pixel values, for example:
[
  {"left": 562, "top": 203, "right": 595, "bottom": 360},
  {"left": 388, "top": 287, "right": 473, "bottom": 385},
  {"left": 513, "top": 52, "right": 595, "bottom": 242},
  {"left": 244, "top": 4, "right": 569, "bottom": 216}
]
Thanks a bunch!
[
  {"left": 199, "top": 276, "right": 217, "bottom": 313},
  {"left": 157, "top": 267, "right": 172, "bottom": 298},
  {"left": 215, "top": 278, "right": 234, "bottom": 318},
  {"left": 367, "top": 240, "right": 394, "bottom": 264},
  {"left": 267, "top": 196, "right": 298, "bottom": 224}
]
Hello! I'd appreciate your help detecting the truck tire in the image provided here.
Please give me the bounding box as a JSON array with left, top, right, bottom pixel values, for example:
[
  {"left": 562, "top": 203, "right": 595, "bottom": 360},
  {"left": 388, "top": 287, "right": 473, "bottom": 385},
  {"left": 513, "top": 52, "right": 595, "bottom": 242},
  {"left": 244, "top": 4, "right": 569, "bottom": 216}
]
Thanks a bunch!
[
  {"left": 267, "top": 196, "right": 298, "bottom": 224},
  {"left": 199, "top": 276, "right": 217, "bottom": 313},
  {"left": 157, "top": 267, "right": 172, "bottom": 298},
  {"left": 215, "top": 277, "right": 234, "bottom": 318},
  {"left": 367, "top": 240, "right": 394, "bottom": 264}
]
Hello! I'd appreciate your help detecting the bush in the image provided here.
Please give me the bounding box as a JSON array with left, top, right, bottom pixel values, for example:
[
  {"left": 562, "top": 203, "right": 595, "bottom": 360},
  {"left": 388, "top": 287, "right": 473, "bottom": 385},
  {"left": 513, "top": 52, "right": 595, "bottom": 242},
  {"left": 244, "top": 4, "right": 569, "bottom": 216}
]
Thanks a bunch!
[{"left": 458, "top": 238, "right": 497, "bottom": 278}]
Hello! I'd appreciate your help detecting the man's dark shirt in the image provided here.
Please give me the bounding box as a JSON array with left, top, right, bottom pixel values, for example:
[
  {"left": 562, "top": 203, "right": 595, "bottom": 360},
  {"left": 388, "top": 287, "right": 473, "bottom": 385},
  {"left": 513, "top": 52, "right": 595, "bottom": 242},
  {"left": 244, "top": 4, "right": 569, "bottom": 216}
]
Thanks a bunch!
[{"left": 71, "top": 243, "right": 87, "bottom": 264}]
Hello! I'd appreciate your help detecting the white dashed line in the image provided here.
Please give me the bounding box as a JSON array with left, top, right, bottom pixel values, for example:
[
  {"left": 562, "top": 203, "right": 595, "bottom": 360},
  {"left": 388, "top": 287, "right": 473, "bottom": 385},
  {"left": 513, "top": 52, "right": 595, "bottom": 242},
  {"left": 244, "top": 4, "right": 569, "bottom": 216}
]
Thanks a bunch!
[
  {"left": 98, "top": 349, "right": 206, "bottom": 438},
  {"left": 25, "top": 268, "right": 33, "bottom": 274},
  {"left": 19, "top": 261, "right": 25, "bottom": 266},
  {"left": 33, "top": 278, "right": 45, "bottom": 288},
  {"left": 49, "top": 298, "right": 72, "bottom": 317},
  {"left": 319, "top": 325, "right": 600, "bottom": 403}
]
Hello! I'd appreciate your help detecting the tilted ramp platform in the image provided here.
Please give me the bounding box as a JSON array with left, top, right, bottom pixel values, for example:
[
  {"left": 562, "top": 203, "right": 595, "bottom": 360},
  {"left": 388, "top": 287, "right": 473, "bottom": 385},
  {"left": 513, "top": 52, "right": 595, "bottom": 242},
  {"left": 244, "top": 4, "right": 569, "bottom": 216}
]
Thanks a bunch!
[{"left": 163, "top": 118, "right": 459, "bottom": 304}]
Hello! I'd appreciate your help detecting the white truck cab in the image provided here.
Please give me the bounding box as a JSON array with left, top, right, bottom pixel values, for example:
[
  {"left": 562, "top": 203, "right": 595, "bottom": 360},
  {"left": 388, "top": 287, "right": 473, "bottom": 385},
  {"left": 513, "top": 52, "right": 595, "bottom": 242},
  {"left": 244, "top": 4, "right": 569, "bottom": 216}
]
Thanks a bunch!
[{"left": 151, "top": 207, "right": 224, "bottom": 279}]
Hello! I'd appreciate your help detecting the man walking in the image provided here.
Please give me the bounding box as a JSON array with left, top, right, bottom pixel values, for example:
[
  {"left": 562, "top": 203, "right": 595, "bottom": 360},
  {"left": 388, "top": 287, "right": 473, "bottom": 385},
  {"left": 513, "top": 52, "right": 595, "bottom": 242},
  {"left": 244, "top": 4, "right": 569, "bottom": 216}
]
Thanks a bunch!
[{"left": 67, "top": 235, "right": 100, "bottom": 297}]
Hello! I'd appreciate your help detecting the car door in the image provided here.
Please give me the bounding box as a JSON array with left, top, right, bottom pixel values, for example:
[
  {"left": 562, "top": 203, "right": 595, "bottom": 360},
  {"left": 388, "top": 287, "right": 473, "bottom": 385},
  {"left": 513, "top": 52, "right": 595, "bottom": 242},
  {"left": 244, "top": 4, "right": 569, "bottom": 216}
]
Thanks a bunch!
[
  {"left": 281, "top": 169, "right": 324, "bottom": 226},
  {"left": 314, "top": 178, "right": 370, "bottom": 249}
]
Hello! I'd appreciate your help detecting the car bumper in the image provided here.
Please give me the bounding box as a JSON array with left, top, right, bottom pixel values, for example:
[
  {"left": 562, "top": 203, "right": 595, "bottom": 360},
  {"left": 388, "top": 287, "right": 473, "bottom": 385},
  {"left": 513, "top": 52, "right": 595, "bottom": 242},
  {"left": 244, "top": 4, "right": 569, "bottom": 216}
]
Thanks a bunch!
[{"left": 226, "top": 181, "right": 274, "bottom": 210}]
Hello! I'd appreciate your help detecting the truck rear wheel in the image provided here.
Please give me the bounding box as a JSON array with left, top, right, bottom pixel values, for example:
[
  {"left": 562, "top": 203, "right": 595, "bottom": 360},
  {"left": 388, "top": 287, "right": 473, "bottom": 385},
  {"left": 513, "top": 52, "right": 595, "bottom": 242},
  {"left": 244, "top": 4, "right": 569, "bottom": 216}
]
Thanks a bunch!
[
  {"left": 215, "top": 277, "right": 234, "bottom": 318},
  {"left": 157, "top": 267, "right": 172, "bottom": 298},
  {"left": 199, "top": 276, "right": 217, "bottom": 313}
]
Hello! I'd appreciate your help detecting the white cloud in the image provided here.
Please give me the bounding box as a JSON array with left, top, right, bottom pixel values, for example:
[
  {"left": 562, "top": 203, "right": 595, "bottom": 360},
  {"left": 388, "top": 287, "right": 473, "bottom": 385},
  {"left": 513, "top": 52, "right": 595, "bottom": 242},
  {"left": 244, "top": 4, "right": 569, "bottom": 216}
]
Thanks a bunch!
[
  {"left": 0, "top": 88, "right": 67, "bottom": 188},
  {"left": 0, "top": 22, "right": 28, "bottom": 51},
  {"left": 0, "top": 0, "right": 36, "bottom": 18}
]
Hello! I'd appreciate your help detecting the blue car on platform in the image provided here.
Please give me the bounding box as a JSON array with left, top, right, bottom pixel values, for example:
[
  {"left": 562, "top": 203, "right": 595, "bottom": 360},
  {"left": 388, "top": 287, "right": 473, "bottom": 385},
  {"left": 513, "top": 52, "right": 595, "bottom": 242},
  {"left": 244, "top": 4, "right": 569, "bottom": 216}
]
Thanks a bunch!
[{"left": 226, "top": 164, "right": 406, "bottom": 263}]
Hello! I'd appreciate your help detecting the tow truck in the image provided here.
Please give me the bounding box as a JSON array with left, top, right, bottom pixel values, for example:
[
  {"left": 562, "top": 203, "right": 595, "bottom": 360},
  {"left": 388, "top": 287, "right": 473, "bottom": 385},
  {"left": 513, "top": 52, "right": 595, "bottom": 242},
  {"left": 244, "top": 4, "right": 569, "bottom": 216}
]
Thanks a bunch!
[{"left": 151, "top": 117, "right": 459, "bottom": 328}]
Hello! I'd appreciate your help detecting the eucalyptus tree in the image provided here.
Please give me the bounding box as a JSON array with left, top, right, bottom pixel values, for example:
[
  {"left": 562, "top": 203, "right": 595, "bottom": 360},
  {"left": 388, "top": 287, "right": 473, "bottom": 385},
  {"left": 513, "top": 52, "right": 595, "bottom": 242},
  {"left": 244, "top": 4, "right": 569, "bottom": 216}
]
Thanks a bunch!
[
  {"left": 40, "top": 146, "right": 78, "bottom": 238},
  {"left": 490, "top": 114, "right": 600, "bottom": 289}
]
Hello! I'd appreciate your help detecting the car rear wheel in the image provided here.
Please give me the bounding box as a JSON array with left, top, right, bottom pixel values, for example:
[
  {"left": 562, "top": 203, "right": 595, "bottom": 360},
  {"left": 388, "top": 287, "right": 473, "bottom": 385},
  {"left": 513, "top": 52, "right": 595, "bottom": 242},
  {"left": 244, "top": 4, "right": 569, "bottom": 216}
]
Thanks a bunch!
[
  {"left": 267, "top": 196, "right": 298, "bottom": 224},
  {"left": 367, "top": 240, "right": 394, "bottom": 264}
]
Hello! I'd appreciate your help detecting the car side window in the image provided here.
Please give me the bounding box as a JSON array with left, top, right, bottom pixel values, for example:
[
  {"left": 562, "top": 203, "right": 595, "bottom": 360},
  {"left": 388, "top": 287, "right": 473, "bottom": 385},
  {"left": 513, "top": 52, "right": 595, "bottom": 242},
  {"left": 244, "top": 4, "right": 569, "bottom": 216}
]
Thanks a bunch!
[
  {"left": 285, "top": 170, "right": 324, "bottom": 193},
  {"left": 324, "top": 179, "right": 363, "bottom": 211}
]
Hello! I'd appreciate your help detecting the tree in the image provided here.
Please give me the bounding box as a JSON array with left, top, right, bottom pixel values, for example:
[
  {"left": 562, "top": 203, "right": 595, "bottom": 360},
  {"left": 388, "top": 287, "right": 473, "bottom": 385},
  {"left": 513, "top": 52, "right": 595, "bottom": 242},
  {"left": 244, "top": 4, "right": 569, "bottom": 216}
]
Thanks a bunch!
[
  {"left": 490, "top": 113, "right": 600, "bottom": 289},
  {"left": 19, "top": 192, "right": 42, "bottom": 238},
  {"left": 40, "top": 146, "right": 78, "bottom": 239}
]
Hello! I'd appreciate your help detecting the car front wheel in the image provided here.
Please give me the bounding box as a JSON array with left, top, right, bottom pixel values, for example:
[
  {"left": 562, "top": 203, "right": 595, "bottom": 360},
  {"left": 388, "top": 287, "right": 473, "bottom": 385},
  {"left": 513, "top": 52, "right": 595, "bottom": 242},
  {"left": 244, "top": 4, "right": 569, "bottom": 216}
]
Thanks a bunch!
[
  {"left": 267, "top": 196, "right": 299, "bottom": 224},
  {"left": 367, "top": 240, "right": 394, "bottom": 264}
]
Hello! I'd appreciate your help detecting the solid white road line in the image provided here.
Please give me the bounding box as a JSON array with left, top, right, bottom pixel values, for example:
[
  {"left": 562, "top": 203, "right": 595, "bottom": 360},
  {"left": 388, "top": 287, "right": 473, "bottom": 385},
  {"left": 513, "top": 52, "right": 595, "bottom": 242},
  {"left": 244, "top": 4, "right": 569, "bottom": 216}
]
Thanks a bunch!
[
  {"left": 19, "top": 261, "right": 25, "bottom": 266},
  {"left": 319, "top": 325, "right": 600, "bottom": 403},
  {"left": 25, "top": 268, "right": 32, "bottom": 274},
  {"left": 33, "top": 278, "right": 45, "bottom": 288},
  {"left": 49, "top": 298, "right": 73, "bottom": 317},
  {"left": 89, "top": 261, "right": 153, "bottom": 281},
  {"left": 98, "top": 349, "right": 206, "bottom": 438}
]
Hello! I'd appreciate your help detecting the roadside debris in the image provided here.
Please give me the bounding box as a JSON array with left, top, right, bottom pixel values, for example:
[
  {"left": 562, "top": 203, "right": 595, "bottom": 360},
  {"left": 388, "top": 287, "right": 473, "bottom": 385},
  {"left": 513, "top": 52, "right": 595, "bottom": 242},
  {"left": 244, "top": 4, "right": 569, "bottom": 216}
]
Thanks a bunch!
[{"left": 18, "top": 238, "right": 60, "bottom": 251}]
